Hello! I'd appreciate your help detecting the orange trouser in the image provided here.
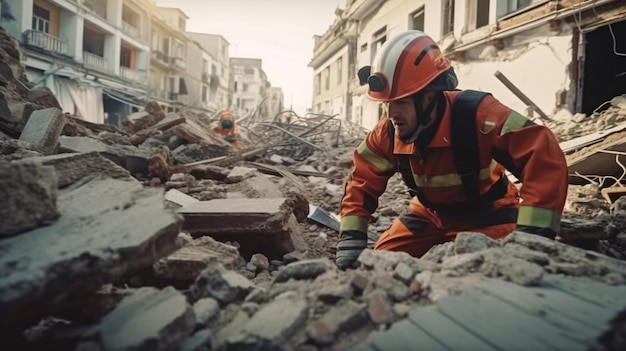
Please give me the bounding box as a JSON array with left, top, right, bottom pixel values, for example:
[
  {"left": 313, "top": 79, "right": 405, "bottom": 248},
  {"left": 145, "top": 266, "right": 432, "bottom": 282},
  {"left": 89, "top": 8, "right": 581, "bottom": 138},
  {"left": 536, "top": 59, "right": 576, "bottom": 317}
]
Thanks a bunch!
[{"left": 374, "top": 200, "right": 518, "bottom": 258}]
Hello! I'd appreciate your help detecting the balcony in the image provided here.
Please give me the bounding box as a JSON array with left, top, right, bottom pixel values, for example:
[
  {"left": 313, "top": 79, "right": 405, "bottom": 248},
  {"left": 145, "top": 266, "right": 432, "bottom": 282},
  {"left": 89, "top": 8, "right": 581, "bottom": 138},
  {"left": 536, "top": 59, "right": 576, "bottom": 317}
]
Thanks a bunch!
[
  {"left": 120, "top": 66, "right": 146, "bottom": 82},
  {"left": 83, "top": 51, "right": 111, "bottom": 73},
  {"left": 121, "top": 21, "right": 140, "bottom": 40},
  {"left": 151, "top": 50, "right": 169, "bottom": 64},
  {"left": 24, "top": 30, "right": 67, "bottom": 56},
  {"left": 169, "top": 57, "right": 185, "bottom": 71}
]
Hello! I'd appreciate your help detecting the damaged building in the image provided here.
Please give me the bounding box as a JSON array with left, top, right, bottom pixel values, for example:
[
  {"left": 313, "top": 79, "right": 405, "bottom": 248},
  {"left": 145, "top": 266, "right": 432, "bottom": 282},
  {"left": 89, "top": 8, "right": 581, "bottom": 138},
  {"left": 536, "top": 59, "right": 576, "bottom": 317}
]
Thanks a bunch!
[{"left": 309, "top": 0, "right": 626, "bottom": 129}]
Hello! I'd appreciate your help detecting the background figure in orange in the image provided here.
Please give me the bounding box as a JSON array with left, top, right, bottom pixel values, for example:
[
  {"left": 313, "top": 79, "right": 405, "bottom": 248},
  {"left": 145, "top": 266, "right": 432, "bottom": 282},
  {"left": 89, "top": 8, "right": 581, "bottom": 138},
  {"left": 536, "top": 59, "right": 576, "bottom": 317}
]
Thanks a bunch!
[{"left": 213, "top": 108, "right": 241, "bottom": 148}]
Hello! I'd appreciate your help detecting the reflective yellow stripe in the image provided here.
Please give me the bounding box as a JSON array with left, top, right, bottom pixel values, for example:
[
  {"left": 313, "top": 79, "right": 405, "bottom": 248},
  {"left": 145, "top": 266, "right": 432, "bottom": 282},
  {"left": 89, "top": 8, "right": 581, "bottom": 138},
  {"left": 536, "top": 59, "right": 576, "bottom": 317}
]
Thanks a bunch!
[
  {"left": 357, "top": 141, "right": 395, "bottom": 173},
  {"left": 517, "top": 206, "right": 561, "bottom": 231},
  {"left": 340, "top": 215, "right": 368, "bottom": 232},
  {"left": 413, "top": 160, "right": 498, "bottom": 188},
  {"left": 501, "top": 111, "right": 529, "bottom": 135}
]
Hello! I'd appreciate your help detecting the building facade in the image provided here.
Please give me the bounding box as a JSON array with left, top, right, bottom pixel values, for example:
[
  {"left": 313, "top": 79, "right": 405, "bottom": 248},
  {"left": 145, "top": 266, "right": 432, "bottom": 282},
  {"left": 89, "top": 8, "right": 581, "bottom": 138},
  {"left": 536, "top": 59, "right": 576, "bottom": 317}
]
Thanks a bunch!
[
  {"left": 187, "top": 32, "right": 230, "bottom": 111},
  {"left": 2, "top": 0, "right": 153, "bottom": 125},
  {"left": 310, "top": 0, "right": 626, "bottom": 130},
  {"left": 267, "top": 86, "right": 285, "bottom": 122},
  {"left": 149, "top": 6, "right": 190, "bottom": 113},
  {"left": 230, "top": 57, "right": 269, "bottom": 119}
]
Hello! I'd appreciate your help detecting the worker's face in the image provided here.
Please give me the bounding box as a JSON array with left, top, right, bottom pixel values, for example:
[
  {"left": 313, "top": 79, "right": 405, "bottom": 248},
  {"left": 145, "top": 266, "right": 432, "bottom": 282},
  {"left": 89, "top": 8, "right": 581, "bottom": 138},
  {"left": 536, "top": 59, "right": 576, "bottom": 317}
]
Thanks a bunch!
[{"left": 386, "top": 97, "right": 417, "bottom": 140}]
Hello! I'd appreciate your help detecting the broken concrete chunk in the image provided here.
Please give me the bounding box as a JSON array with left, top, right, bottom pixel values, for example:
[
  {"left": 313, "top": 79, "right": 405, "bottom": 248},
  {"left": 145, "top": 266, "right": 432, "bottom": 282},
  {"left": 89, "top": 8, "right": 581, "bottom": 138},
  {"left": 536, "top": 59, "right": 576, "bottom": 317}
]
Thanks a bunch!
[
  {"left": 226, "top": 296, "right": 309, "bottom": 350},
  {"left": 78, "top": 287, "right": 195, "bottom": 351},
  {"left": 153, "top": 236, "right": 240, "bottom": 282},
  {"left": 17, "top": 152, "right": 130, "bottom": 188},
  {"left": 453, "top": 232, "right": 499, "bottom": 254},
  {"left": 306, "top": 299, "right": 367, "bottom": 346},
  {"left": 190, "top": 263, "right": 254, "bottom": 305},
  {"left": 0, "top": 160, "right": 59, "bottom": 237},
  {"left": 58, "top": 136, "right": 150, "bottom": 174},
  {"left": 273, "top": 258, "right": 334, "bottom": 283},
  {"left": 165, "top": 188, "right": 200, "bottom": 207},
  {"left": 225, "top": 166, "right": 257, "bottom": 183},
  {"left": 189, "top": 164, "right": 229, "bottom": 181},
  {"left": 18, "top": 107, "right": 65, "bottom": 154},
  {"left": 0, "top": 177, "right": 183, "bottom": 331}
]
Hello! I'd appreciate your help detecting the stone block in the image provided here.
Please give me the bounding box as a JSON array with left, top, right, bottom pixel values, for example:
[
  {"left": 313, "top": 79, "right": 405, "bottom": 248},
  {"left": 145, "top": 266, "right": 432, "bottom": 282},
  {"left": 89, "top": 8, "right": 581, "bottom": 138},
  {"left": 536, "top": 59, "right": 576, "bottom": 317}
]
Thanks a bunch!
[
  {"left": 19, "top": 107, "right": 65, "bottom": 154},
  {"left": 0, "top": 161, "right": 59, "bottom": 237}
]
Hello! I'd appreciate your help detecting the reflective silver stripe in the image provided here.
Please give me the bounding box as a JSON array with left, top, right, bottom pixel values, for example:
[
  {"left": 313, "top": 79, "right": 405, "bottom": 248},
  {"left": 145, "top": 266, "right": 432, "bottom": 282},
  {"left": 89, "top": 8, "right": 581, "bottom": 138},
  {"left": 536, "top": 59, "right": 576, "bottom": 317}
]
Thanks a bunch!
[
  {"left": 517, "top": 206, "right": 561, "bottom": 231},
  {"left": 501, "top": 111, "right": 529, "bottom": 135},
  {"left": 340, "top": 215, "right": 368, "bottom": 232},
  {"left": 356, "top": 141, "right": 395, "bottom": 173},
  {"left": 413, "top": 159, "right": 498, "bottom": 187},
  {"left": 337, "top": 240, "right": 367, "bottom": 249}
]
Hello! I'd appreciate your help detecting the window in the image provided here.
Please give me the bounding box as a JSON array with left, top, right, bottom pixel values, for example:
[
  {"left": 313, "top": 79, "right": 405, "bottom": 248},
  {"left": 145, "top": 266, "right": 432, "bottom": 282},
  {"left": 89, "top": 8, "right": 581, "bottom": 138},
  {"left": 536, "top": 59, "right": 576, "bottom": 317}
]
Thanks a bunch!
[
  {"left": 443, "top": 0, "right": 455, "bottom": 35},
  {"left": 409, "top": 7, "right": 425, "bottom": 31},
  {"left": 336, "top": 57, "right": 343, "bottom": 85},
  {"left": 120, "top": 46, "right": 132, "bottom": 68},
  {"left": 496, "top": 0, "right": 532, "bottom": 19},
  {"left": 32, "top": 5, "right": 50, "bottom": 33},
  {"left": 360, "top": 43, "right": 367, "bottom": 53},
  {"left": 476, "top": 0, "right": 490, "bottom": 28},
  {"left": 371, "top": 27, "right": 386, "bottom": 64},
  {"left": 315, "top": 73, "right": 321, "bottom": 95},
  {"left": 202, "top": 86, "right": 207, "bottom": 102},
  {"left": 234, "top": 81, "right": 238, "bottom": 92},
  {"left": 324, "top": 66, "right": 330, "bottom": 90}
]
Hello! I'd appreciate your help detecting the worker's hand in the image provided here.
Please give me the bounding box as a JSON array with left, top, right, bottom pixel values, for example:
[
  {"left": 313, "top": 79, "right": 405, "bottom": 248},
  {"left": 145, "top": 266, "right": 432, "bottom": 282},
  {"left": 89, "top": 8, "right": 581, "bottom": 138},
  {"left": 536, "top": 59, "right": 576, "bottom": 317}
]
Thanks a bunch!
[
  {"left": 515, "top": 225, "right": 556, "bottom": 239},
  {"left": 336, "top": 230, "right": 367, "bottom": 270}
]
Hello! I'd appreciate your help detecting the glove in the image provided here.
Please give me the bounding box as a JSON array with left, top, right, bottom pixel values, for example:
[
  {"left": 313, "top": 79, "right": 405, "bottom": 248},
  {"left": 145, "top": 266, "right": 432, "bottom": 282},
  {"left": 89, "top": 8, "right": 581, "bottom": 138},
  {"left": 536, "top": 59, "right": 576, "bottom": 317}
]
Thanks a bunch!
[
  {"left": 336, "top": 230, "right": 367, "bottom": 270},
  {"left": 515, "top": 225, "right": 556, "bottom": 240}
]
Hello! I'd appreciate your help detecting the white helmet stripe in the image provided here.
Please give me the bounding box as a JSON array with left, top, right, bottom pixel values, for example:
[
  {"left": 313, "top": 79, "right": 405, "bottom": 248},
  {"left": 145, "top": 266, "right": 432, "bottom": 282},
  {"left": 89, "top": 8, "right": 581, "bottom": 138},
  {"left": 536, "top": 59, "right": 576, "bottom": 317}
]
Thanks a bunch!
[{"left": 372, "top": 31, "right": 427, "bottom": 89}]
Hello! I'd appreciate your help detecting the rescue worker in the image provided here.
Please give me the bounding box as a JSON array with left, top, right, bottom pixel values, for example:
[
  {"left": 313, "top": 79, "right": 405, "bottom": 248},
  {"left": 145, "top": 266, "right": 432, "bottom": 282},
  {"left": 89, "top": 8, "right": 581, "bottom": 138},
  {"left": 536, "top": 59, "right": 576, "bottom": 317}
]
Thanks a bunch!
[
  {"left": 336, "top": 30, "right": 568, "bottom": 270},
  {"left": 214, "top": 108, "right": 241, "bottom": 148}
]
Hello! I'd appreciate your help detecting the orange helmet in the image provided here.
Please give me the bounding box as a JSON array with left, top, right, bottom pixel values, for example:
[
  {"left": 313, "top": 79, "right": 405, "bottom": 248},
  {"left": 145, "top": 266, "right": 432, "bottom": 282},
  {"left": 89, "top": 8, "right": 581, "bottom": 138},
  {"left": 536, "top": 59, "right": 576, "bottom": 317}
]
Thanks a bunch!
[{"left": 365, "top": 30, "right": 451, "bottom": 102}]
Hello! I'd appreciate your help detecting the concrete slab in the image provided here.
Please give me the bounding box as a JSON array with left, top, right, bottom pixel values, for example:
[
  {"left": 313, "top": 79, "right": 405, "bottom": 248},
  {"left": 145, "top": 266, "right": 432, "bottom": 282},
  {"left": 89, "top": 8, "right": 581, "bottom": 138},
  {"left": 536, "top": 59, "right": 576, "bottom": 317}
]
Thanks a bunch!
[
  {"left": 17, "top": 152, "right": 130, "bottom": 188},
  {"left": 178, "top": 198, "right": 303, "bottom": 260},
  {"left": 178, "top": 198, "right": 288, "bottom": 234},
  {"left": 0, "top": 177, "right": 183, "bottom": 331}
]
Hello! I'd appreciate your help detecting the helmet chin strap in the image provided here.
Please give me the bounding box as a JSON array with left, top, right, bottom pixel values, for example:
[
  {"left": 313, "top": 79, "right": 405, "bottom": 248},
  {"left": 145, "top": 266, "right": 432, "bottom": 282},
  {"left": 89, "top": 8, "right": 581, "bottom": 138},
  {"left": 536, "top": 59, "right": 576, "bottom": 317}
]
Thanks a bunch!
[{"left": 401, "top": 91, "right": 440, "bottom": 144}]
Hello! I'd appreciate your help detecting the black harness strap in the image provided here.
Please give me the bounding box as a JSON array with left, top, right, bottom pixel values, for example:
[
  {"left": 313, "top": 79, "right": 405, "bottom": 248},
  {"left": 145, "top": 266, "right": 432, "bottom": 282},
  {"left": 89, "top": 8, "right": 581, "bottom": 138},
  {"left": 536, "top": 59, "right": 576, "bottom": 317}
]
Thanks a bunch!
[
  {"left": 450, "top": 90, "right": 489, "bottom": 201},
  {"left": 388, "top": 90, "right": 509, "bottom": 215}
]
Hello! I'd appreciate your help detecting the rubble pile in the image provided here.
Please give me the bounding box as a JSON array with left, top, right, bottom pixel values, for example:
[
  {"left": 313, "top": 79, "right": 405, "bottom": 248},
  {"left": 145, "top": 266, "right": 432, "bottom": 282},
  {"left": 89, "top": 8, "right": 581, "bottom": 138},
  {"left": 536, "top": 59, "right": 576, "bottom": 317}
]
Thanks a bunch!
[{"left": 0, "top": 25, "right": 625, "bottom": 350}]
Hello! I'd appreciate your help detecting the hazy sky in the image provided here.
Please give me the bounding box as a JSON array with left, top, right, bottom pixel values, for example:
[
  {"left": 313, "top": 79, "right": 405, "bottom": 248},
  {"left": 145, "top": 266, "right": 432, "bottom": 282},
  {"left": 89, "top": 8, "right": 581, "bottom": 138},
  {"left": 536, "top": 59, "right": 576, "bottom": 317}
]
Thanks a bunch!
[{"left": 155, "top": 0, "right": 345, "bottom": 115}]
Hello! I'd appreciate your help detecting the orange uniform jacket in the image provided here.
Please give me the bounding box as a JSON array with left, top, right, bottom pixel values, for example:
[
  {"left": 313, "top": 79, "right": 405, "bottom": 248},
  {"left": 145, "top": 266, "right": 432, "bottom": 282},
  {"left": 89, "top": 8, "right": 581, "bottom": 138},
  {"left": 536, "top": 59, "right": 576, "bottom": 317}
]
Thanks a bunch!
[
  {"left": 214, "top": 114, "right": 241, "bottom": 149},
  {"left": 340, "top": 90, "right": 568, "bottom": 235}
]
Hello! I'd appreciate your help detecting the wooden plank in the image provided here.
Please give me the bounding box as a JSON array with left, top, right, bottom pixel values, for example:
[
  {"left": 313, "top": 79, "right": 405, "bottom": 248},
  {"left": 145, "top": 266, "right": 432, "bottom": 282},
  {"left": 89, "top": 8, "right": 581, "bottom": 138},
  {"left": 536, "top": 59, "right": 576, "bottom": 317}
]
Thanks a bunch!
[
  {"left": 369, "top": 319, "right": 449, "bottom": 351},
  {"left": 542, "top": 275, "right": 626, "bottom": 309},
  {"left": 408, "top": 305, "right": 497, "bottom": 351},
  {"left": 437, "top": 288, "right": 586, "bottom": 351},
  {"left": 475, "top": 279, "right": 607, "bottom": 336}
]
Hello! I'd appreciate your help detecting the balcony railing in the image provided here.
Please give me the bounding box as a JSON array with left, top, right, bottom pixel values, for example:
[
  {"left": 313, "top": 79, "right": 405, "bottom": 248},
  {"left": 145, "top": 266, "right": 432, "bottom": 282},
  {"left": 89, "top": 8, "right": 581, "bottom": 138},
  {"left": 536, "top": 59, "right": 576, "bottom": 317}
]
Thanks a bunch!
[
  {"left": 169, "top": 57, "right": 185, "bottom": 70},
  {"left": 24, "top": 30, "right": 67, "bottom": 55},
  {"left": 151, "top": 50, "right": 169, "bottom": 63},
  {"left": 121, "top": 21, "right": 140, "bottom": 39},
  {"left": 120, "top": 66, "right": 146, "bottom": 82},
  {"left": 83, "top": 51, "right": 111, "bottom": 73}
]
